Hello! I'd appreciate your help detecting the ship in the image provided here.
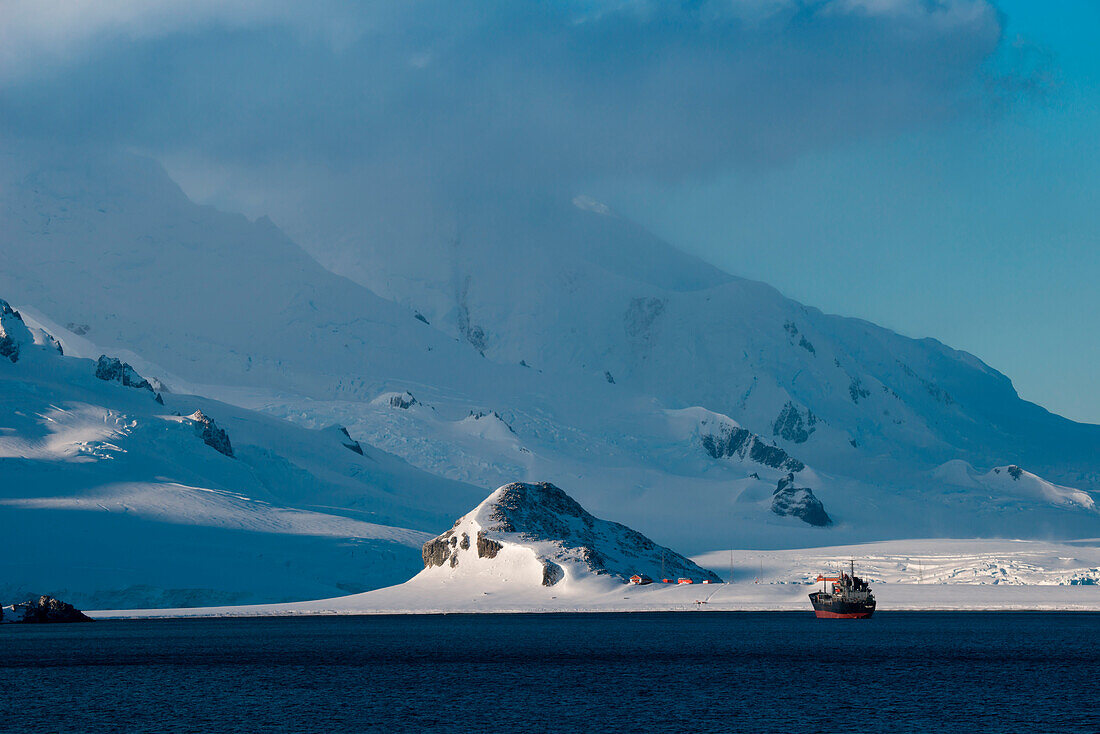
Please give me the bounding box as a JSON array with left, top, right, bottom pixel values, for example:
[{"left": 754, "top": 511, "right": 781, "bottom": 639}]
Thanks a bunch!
[{"left": 809, "top": 560, "right": 876, "bottom": 618}]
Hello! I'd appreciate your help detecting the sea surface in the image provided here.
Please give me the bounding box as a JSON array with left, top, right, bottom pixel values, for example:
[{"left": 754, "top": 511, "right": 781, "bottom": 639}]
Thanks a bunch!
[{"left": 3, "top": 612, "right": 1098, "bottom": 733}]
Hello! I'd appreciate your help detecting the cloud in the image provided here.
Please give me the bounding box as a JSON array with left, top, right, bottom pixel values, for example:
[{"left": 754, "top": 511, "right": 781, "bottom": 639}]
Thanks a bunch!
[
  {"left": 0, "top": 0, "right": 359, "bottom": 81},
  {"left": 0, "top": 0, "right": 1007, "bottom": 189}
]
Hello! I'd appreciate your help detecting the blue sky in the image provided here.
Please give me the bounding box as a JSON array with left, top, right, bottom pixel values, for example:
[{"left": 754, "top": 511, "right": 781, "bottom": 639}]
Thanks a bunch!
[{"left": 0, "top": 0, "right": 1096, "bottom": 422}]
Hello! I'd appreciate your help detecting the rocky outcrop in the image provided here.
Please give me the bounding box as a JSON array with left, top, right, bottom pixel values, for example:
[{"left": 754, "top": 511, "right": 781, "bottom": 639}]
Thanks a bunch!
[
  {"left": 771, "top": 473, "right": 832, "bottom": 527},
  {"left": 0, "top": 299, "right": 32, "bottom": 363},
  {"left": 388, "top": 391, "right": 419, "bottom": 409},
  {"left": 2, "top": 595, "right": 93, "bottom": 623},
  {"left": 542, "top": 561, "right": 565, "bottom": 586},
  {"left": 457, "top": 276, "right": 488, "bottom": 354},
  {"left": 701, "top": 422, "right": 805, "bottom": 473},
  {"left": 37, "top": 330, "right": 64, "bottom": 355},
  {"left": 773, "top": 402, "right": 817, "bottom": 444},
  {"left": 624, "top": 297, "right": 666, "bottom": 348},
  {"left": 328, "top": 425, "right": 364, "bottom": 455},
  {"left": 475, "top": 530, "right": 502, "bottom": 559},
  {"left": 422, "top": 482, "right": 720, "bottom": 586},
  {"left": 849, "top": 377, "right": 871, "bottom": 404},
  {"left": 467, "top": 410, "right": 516, "bottom": 434},
  {"left": 422, "top": 529, "right": 456, "bottom": 568},
  {"left": 95, "top": 355, "right": 154, "bottom": 392},
  {"left": 186, "top": 410, "right": 234, "bottom": 457}
]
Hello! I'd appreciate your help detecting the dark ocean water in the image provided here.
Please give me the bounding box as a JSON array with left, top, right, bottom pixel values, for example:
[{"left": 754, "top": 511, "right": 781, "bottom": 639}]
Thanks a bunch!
[{"left": 3, "top": 612, "right": 1098, "bottom": 733}]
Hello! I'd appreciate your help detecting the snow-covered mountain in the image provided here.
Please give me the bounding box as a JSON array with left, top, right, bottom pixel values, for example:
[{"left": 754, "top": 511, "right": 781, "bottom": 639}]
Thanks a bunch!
[
  {"left": 0, "top": 299, "right": 485, "bottom": 608},
  {"left": 286, "top": 188, "right": 1100, "bottom": 491},
  {"left": 1, "top": 148, "right": 1097, "bottom": 587},
  {"left": 420, "top": 482, "right": 720, "bottom": 587}
]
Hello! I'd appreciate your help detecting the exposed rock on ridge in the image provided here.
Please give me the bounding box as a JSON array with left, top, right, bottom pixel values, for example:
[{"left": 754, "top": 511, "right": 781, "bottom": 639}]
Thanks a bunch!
[
  {"left": 701, "top": 421, "right": 805, "bottom": 473},
  {"left": 328, "top": 425, "right": 365, "bottom": 455},
  {"left": 186, "top": 410, "right": 234, "bottom": 457},
  {"left": 773, "top": 402, "right": 817, "bottom": 444},
  {"left": 0, "top": 299, "right": 32, "bottom": 363},
  {"left": 95, "top": 356, "right": 153, "bottom": 391},
  {"left": 771, "top": 473, "right": 832, "bottom": 527},
  {"left": 422, "top": 481, "right": 720, "bottom": 586}
]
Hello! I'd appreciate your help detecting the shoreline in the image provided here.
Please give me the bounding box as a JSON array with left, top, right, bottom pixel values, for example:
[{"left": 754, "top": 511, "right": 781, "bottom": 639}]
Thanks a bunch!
[{"left": 87, "top": 581, "right": 1100, "bottom": 619}]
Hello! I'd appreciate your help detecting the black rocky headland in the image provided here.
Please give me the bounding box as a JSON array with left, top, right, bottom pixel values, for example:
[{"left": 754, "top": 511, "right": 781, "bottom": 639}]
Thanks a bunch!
[{"left": 3, "top": 595, "right": 94, "bottom": 623}]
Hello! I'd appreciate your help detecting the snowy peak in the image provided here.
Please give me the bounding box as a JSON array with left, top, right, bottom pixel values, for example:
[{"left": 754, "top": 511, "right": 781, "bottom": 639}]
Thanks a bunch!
[{"left": 421, "top": 482, "right": 720, "bottom": 587}]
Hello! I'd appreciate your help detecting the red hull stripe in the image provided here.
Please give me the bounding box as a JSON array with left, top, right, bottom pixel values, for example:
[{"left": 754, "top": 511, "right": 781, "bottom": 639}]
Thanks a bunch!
[{"left": 814, "top": 610, "right": 873, "bottom": 619}]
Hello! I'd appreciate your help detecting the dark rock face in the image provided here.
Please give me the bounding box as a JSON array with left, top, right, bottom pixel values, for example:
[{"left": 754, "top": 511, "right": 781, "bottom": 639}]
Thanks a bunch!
[
  {"left": 773, "top": 402, "right": 817, "bottom": 444},
  {"left": 1008, "top": 465, "right": 1023, "bottom": 480},
  {"left": 186, "top": 410, "right": 234, "bottom": 457},
  {"left": 468, "top": 410, "right": 516, "bottom": 434},
  {"left": 41, "top": 332, "right": 64, "bottom": 355},
  {"left": 95, "top": 356, "right": 154, "bottom": 392},
  {"left": 9, "top": 595, "right": 93, "bottom": 623},
  {"left": 0, "top": 332, "right": 20, "bottom": 363},
  {"left": 422, "top": 529, "right": 455, "bottom": 568},
  {"left": 388, "top": 391, "right": 419, "bottom": 409},
  {"left": 476, "top": 531, "right": 502, "bottom": 559},
  {"left": 849, "top": 377, "right": 871, "bottom": 404},
  {"left": 701, "top": 423, "right": 804, "bottom": 473},
  {"left": 771, "top": 473, "right": 832, "bottom": 527},
  {"left": 541, "top": 561, "right": 565, "bottom": 587},
  {"left": 337, "top": 426, "right": 365, "bottom": 455},
  {"left": 0, "top": 299, "right": 29, "bottom": 363},
  {"left": 624, "top": 297, "right": 666, "bottom": 346}
]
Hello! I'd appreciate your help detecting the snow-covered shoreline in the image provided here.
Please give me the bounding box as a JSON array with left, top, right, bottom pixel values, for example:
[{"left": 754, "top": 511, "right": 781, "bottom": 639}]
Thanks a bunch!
[
  {"left": 88, "top": 538, "right": 1100, "bottom": 618},
  {"left": 87, "top": 583, "right": 1100, "bottom": 619}
]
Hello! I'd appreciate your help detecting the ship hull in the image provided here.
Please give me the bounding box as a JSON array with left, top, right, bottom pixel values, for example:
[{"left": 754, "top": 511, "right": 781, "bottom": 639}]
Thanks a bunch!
[
  {"left": 813, "top": 609, "right": 874, "bottom": 619},
  {"left": 809, "top": 593, "right": 875, "bottom": 619}
]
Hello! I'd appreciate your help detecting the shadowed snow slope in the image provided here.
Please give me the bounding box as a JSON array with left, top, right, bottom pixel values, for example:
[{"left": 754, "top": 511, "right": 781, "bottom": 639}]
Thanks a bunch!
[{"left": 0, "top": 305, "right": 486, "bottom": 609}]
